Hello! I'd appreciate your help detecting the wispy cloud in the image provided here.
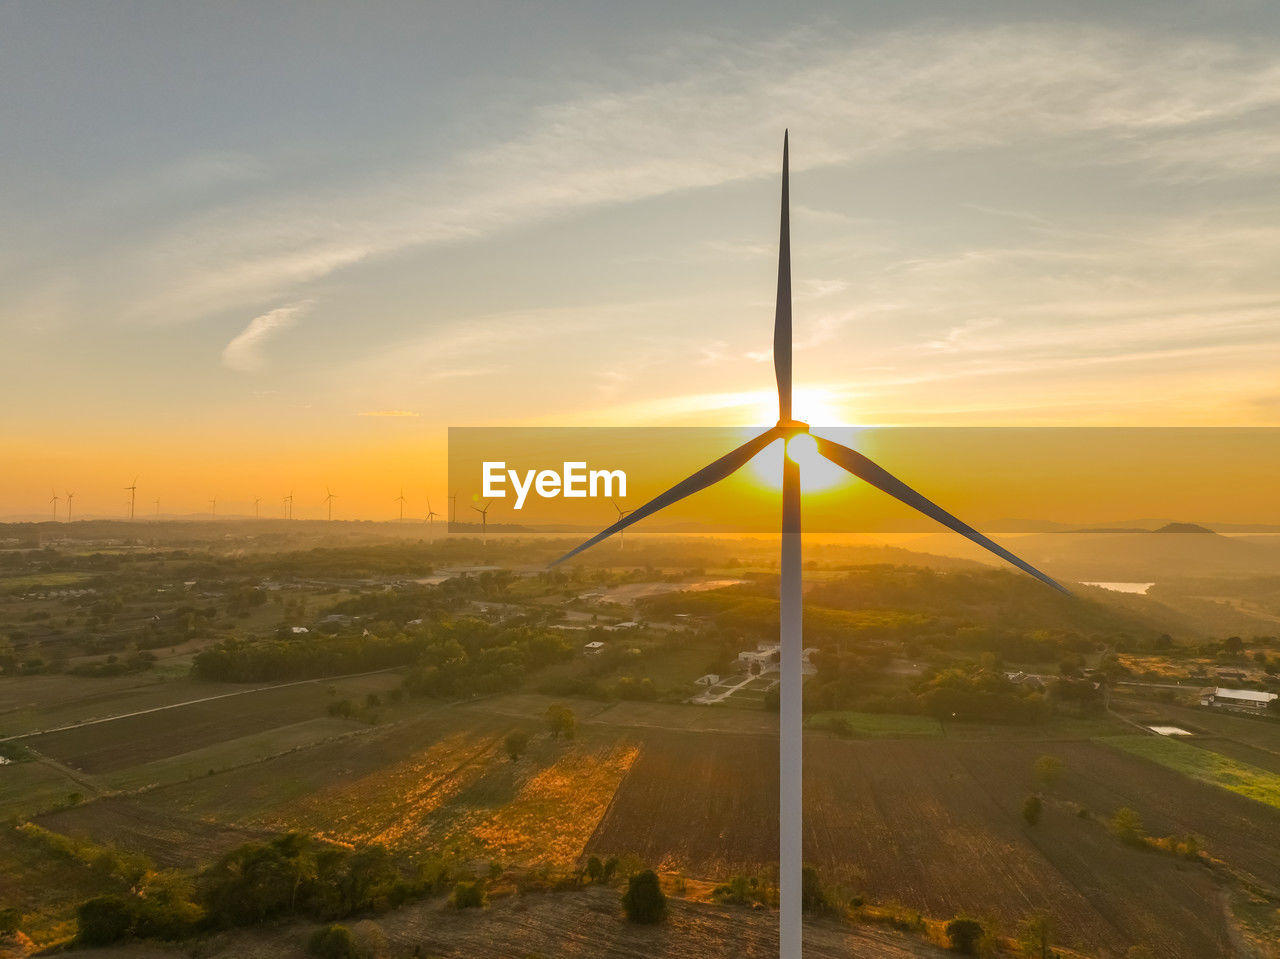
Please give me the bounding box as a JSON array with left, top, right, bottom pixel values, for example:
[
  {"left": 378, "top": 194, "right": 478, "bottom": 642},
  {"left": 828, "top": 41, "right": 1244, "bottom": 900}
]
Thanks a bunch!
[
  {"left": 357, "top": 409, "right": 419, "bottom": 417},
  {"left": 19, "top": 23, "right": 1280, "bottom": 331},
  {"left": 220, "top": 301, "right": 309, "bottom": 372}
]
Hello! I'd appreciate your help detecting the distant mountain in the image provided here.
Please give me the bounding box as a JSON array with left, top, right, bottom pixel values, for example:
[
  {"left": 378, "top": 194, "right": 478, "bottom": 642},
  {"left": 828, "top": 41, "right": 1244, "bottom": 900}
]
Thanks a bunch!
[{"left": 1154, "top": 522, "right": 1216, "bottom": 534}]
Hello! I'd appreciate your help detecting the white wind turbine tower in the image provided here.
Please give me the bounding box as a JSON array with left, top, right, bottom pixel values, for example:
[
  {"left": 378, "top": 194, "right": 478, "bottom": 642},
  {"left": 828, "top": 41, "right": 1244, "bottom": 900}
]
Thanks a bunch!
[
  {"left": 424, "top": 498, "right": 440, "bottom": 541},
  {"left": 395, "top": 489, "right": 407, "bottom": 523},
  {"left": 471, "top": 499, "right": 492, "bottom": 545},
  {"left": 124, "top": 478, "right": 137, "bottom": 520},
  {"left": 253, "top": 497, "right": 261, "bottom": 519},
  {"left": 612, "top": 498, "right": 633, "bottom": 550},
  {"left": 323, "top": 488, "right": 336, "bottom": 522},
  {"left": 65, "top": 490, "right": 75, "bottom": 523},
  {"left": 552, "top": 132, "right": 1067, "bottom": 959},
  {"left": 209, "top": 497, "right": 217, "bottom": 518},
  {"left": 49, "top": 490, "right": 60, "bottom": 522}
]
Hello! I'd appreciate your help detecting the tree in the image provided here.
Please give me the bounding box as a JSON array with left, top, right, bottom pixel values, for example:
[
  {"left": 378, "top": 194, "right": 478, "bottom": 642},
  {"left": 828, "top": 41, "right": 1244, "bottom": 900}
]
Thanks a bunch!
[
  {"left": 621, "top": 870, "right": 667, "bottom": 924},
  {"left": 504, "top": 729, "right": 530, "bottom": 762},
  {"left": 1224, "top": 635, "right": 1244, "bottom": 655},
  {"left": 1022, "top": 794, "right": 1043, "bottom": 826},
  {"left": 801, "top": 866, "right": 827, "bottom": 913},
  {"left": 545, "top": 704, "right": 576, "bottom": 740},
  {"left": 945, "top": 917, "right": 984, "bottom": 954},
  {"left": 0, "top": 906, "right": 20, "bottom": 936},
  {"left": 77, "top": 896, "right": 134, "bottom": 946},
  {"left": 585, "top": 856, "right": 604, "bottom": 883},
  {"left": 1032, "top": 754, "right": 1063, "bottom": 787},
  {"left": 1111, "top": 806, "right": 1145, "bottom": 846}
]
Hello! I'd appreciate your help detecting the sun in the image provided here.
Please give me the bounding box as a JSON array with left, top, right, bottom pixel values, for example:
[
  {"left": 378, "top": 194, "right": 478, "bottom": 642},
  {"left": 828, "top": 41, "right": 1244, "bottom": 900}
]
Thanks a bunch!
[{"left": 745, "top": 388, "right": 858, "bottom": 493}]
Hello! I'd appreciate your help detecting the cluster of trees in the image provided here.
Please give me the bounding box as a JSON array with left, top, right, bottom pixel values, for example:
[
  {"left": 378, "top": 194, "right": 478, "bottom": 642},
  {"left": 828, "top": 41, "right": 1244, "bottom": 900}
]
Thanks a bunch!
[
  {"left": 78, "top": 833, "right": 449, "bottom": 947},
  {"left": 193, "top": 632, "right": 422, "bottom": 682},
  {"left": 918, "top": 667, "right": 1049, "bottom": 725},
  {"left": 402, "top": 619, "right": 573, "bottom": 698}
]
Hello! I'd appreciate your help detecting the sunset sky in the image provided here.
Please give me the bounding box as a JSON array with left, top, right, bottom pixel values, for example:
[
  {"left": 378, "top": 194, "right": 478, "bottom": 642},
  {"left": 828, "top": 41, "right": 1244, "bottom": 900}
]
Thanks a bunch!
[{"left": 6, "top": 2, "right": 1280, "bottom": 520}]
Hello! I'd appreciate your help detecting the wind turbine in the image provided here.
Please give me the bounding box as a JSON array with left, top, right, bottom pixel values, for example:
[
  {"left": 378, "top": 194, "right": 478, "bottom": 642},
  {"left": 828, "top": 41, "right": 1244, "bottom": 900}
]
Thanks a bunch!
[
  {"left": 124, "top": 478, "right": 137, "bottom": 520},
  {"left": 209, "top": 497, "right": 217, "bottom": 518},
  {"left": 449, "top": 494, "right": 457, "bottom": 526},
  {"left": 471, "top": 499, "right": 492, "bottom": 545},
  {"left": 612, "top": 498, "right": 633, "bottom": 550},
  {"left": 424, "top": 497, "right": 440, "bottom": 540},
  {"left": 395, "top": 489, "right": 407, "bottom": 523},
  {"left": 551, "top": 132, "right": 1067, "bottom": 959},
  {"left": 323, "top": 488, "right": 336, "bottom": 522},
  {"left": 253, "top": 496, "right": 261, "bottom": 519},
  {"left": 49, "top": 490, "right": 60, "bottom": 522},
  {"left": 154, "top": 498, "right": 160, "bottom": 519},
  {"left": 65, "top": 490, "right": 74, "bottom": 523}
]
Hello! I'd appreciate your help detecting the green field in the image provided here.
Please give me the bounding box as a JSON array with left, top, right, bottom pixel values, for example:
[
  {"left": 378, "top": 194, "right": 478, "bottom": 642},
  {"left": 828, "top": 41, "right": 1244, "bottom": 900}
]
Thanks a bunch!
[{"left": 1102, "top": 734, "right": 1280, "bottom": 810}]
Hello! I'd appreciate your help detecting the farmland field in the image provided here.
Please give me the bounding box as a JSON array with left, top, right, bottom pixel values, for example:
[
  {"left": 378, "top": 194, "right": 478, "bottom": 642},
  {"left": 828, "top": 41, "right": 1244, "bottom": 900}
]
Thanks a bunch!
[
  {"left": 19, "top": 673, "right": 398, "bottom": 773},
  {"left": 588, "top": 731, "right": 1253, "bottom": 958},
  {"left": 1104, "top": 733, "right": 1280, "bottom": 809}
]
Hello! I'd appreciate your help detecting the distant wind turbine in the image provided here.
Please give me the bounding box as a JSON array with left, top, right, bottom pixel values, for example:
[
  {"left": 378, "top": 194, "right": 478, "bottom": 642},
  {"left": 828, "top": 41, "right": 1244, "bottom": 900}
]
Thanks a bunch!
[
  {"left": 154, "top": 498, "right": 160, "bottom": 519},
  {"left": 471, "top": 499, "right": 492, "bottom": 545},
  {"left": 612, "top": 498, "right": 633, "bottom": 550},
  {"left": 124, "top": 478, "right": 137, "bottom": 520},
  {"left": 424, "top": 497, "right": 440, "bottom": 541},
  {"left": 323, "top": 487, "right": 336, "bottom": 522},
  {"left": 209, "top": 497, "right": 217, "bottom": 518},
  {"left": 253, "top": 496, "right": 261, "bottom": 519},
  {"left": 65, "top": 490, "right": 74, "bottom": 524},
  {"left": 49, "top": 490, "right": 60, "bottom": 522},
  {"left": 395, "top": 489, "right": 407, "bottom": 523},
  {"left": 551, "top": 132, "right": 1068, "bottom": 959}
]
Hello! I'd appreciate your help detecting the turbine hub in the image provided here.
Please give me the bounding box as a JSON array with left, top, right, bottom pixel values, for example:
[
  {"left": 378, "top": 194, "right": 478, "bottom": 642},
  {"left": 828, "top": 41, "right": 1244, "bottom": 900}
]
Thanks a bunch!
[{"left": 776, "top": 419, "right": 809, "bottom": 437}]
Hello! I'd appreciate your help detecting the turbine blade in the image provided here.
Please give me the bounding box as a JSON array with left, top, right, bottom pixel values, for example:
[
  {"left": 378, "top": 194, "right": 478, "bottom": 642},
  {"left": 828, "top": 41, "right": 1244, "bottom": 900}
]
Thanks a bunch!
[
  {"left": 550, "top": 426, "right": 782, "bottom": 566},
  {"left": 773, "top": 130, "right": 792, "bottom": 422},
  {"left": 813, "top": 436, "right": 1069, "bottom": 595}
]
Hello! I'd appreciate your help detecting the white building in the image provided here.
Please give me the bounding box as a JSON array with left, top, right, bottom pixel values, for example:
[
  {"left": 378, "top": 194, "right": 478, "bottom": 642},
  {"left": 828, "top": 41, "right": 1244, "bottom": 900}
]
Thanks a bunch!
[
  {"left": 1200, "top": 687, "right": 1277, "bottom": 712},
  {"left": 583, "top": 640, "right": 606, "bottom": 656},
  {"left": 737, "top": 643, "right": 817, "bottom": 677}
]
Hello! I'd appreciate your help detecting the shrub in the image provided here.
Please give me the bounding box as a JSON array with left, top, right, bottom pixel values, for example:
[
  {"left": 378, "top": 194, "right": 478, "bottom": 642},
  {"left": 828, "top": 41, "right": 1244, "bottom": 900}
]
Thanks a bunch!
[
  {"left": 1022, "top": 794, "right": 1043, "bottom": 825},
  {"left": 504, "top": 729, "right": 530, "bottom": 761},
  {"left": 1111, "top": 806, "right": 1146, "bottom": 846},
  {"left": 77, "top": 896, "right": 134, "bottom": 946},
  {"left": 586, "top": 856, "right": 604, "bottom": 883},
  {"left": 945, "top": 917, "right": 984, "bottom": 954},
  {"left": 621, "top": 870, "right": 667, "bottom": 924},
  {"left": 451, "top": 880, "right": 486, "bottom": 909},
  {"left": 308, "top": 923, "right": 361, "bottom": 959}
]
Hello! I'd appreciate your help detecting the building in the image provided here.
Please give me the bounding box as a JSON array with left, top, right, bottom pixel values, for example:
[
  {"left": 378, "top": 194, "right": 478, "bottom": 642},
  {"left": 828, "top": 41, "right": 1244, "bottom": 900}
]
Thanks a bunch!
[
  {"left": 737, "top": 642, "right": 817, "bottom": 677},
  {"left": 1200, "top": 687, "right": 1277, "bottom": 713},
  {"left": 583, "top": 641, "right": 606, "bottom": 656}
]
